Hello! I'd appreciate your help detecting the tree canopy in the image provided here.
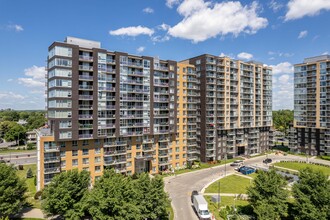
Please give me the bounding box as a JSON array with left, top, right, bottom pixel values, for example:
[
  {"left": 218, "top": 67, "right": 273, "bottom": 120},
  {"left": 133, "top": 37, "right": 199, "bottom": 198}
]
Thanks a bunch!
[
  {"left": 247, "top": 169, "right": 289, "bottom": 220},
  {"left": 272, "top": 110, "right": 294, "bottom": 133},
  {"left": 41, "top": 169, "right": 90, "bottom": 218},
  {"left": 0, "top": 163, "right": 27, "bottom": 217},
  {"left": 292, "top": 168, "right": 330, "bottom": 220}
]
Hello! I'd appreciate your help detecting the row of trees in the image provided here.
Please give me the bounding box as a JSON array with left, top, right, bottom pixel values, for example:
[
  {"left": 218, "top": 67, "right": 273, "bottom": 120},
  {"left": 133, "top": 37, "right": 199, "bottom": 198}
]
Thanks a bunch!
[
  {"left": 247, "top": 168, "right": 330, "bottom": 220},
  {"left": 42, "top": 169, "right": 170, "bottom": 219},
  {"left": 0, "top": 110, "right": 46, "bottom": 144},
  {"left": 272, "top": 110, "right": 294, "bottom": 134}
]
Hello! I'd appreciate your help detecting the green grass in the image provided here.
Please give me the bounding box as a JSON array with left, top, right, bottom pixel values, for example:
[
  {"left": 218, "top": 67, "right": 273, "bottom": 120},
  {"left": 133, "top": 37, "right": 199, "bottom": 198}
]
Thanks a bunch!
[
  {"left": 0, "top": 148, "right": 36, "bottom": 155},
  {"left": 247, "top": 172, "right": 258, "bottom": 179},
  {"left": 274, "top": 161, "right": 330, "bottom": 176},
  {"left": 16, "top": 164, "right": 41, "bottom": 209},
  {"left": 205, "top": 195, "right": 250, "bottom": 220},
  {"left": 205, "top": 175, "right": 252, "bottom": 194},
  {"left": 318, "top": 155, "right": 330, "bottom": 161}
]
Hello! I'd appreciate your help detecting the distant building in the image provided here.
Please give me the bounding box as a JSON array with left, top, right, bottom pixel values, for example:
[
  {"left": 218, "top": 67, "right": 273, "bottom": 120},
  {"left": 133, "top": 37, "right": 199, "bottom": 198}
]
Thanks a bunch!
[
  {"left": 290, "top": 55, "right": 330, "bottom": 155},
  {"left": 26, "top": 130, "right": 37, "bottom": 144},
  {"left": 17, "top": 119, "right": 27, "bottom": 125}
]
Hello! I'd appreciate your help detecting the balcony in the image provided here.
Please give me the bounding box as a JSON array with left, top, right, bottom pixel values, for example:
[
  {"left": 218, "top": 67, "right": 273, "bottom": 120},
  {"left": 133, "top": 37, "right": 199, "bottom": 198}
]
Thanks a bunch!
[
  {"left": 79, "top": 124, "right": 93, "bottom": 129},
  {"left": 78, "top": 134, "right": 93, "bottom": 139},
  {"left": 79, "top": 75, "right": 93, "bottom": 80},
  {"left": 79, "top": 95, "right": 93, "bottom": 100},
  {"left": 104, "top": 141, "right": 127, "bottom": 147},
  {"left": 44, "top": 156, "right": 60, "bottom": 163},
  {"left": 79, "top": 114, "right": 93, "bottom": 119},
  {"left": 44, "top": 167, "right": 60, "bottom": 174},
  {"left": 98, "top": 124, "right": 115, "bottom": 129},
  {"left": 79, "top": 65, "right": 93, "bottom": 71},
  {"left": 104, "top": 159, "right": 126, "bottom": 165},
  {"left": 79, "top": 105, "right": 93, "bottom": 110},
  {"left": 104, "top": 149, "right": 126, "bottom": 156},
  {"left": 44, "top": 146, "right": 60, "bottom": 152},
  {"left": 79, "top": 55, "right": 93, "bottom": 61}
]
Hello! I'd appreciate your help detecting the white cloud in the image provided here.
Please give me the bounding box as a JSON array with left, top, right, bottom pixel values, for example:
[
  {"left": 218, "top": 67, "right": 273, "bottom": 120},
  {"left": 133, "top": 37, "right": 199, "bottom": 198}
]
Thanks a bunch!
[
  {"left": 268, "top": 51, "right": 294, "bottom": 58},
  {"left": 278, "top": 74, "right": 290, "bottom": 83},
  {"left": 109, "top": 26, "right": 154, "bottom": 37},
  {"left": 143, "top": 7, "right": 154, "bottom": 14},
  {"left": 269, "top": 0, "right": 283, "bottom": 12},
  {"left": 298, "top": 30, "right": 308, "bottom": 39},
  {"left": 237, "top": 52, "right": 253, "bottom": 60},
  {"left": 322, "top": 51, "right": 329, "bottom": 55},
  {"left": 0, "top": 92, "right": 24, "bottom": 100},
  {"left": 7, "top": 79, "right": 13, "bottom": 82},
  {"left": 285, "top": 0, "right": 330, "bottom": 21},
  {"left": 168, "top": 1, "right": 268, "bottom": 43},
  {"left": 158, "top": 23, "right": 171, "bottom": 31},
  {"left": 151, "top": 35, "right": 170, "bottom": 43},
  {"left": 136, "top": 46, "right": 145, "bottom": 53},
  {"left": 166, "top": 0, "right": 181, "bottom": 8},
  {"left": 270, "top": 62, "right": 294, "bottom": 74},
  {"left": 7, "top": 24, "right": 23, "bottom": 32},
  {"left": 18, "top": 65, "right": 46, "bottom": 88}
]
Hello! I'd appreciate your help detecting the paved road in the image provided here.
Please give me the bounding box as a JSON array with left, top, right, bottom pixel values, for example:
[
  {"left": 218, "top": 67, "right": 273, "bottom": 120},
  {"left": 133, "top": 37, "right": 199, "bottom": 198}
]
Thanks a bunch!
[
  {"left": 164, "top": 154, "right": 330, "bottom": 220},
  {"left": 0, "top": 151, "right": 37, "bottom": 165}
]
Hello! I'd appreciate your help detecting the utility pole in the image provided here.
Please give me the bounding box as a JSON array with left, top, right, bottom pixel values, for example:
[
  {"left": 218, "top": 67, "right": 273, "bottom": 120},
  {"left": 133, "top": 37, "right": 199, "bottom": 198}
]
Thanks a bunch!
[{"left": 217, "top": 178, "right": 220, "bottom": 210}]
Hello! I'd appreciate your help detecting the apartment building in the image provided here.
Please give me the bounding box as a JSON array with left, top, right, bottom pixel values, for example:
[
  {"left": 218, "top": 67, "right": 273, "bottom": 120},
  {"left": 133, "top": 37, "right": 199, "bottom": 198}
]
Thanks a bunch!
[
  {"left": 186, "top": 55, "right": 273, "bottom": 162},
  {"left": 37, "top": 37, "right": 186, "bottom": 190},
  {"left": 37, "top": 37, "right": 273, "bottom": 189},
  {"left": 289, "top": 55, "right": 330, "bottom": 156}
]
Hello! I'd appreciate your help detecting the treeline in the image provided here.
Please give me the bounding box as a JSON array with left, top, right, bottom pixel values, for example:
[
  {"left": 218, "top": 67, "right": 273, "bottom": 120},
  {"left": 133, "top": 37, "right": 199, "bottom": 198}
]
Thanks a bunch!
[
  {"left": 272, "top": 110, "right": 294, "bottom": 133},
  {"left": 0, "top": 109, "right": 46, "bottom": 144}
]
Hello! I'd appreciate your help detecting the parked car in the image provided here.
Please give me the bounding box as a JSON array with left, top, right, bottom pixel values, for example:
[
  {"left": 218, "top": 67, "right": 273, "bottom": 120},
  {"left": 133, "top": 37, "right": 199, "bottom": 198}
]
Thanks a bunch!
[
  {"left": 193, "top": 195, "right": 211, "bottom": 220},
  {"left": 263, "top": 158, "right": 272, "bottom": 164},
  {"left": 191, "top": 190, "right": 199, "bottom": 203},
  {"left": 230, "top": 160, "right": 244, "bottom": 166}
]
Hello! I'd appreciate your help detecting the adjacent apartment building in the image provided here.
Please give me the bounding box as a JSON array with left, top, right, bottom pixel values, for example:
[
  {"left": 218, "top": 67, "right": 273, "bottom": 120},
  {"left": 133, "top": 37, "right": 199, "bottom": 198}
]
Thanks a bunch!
[
  {"left": 289, "top": 55, "right": 330, "bottom": 156},
  {"left": 37, "top": 37, "right": 272, "bottom": 190}
]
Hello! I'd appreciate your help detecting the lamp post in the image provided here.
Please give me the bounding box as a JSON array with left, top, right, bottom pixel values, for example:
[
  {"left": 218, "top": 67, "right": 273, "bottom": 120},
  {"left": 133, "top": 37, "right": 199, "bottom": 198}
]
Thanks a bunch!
[{"left": 217, "top": 178, "right": 220, "bottom": 210}]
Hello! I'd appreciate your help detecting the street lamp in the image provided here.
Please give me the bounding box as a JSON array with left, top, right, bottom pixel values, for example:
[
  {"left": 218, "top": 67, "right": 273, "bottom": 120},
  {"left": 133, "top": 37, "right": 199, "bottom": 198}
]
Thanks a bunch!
[{"left": 218, "top": 178, "right": 220, "bottom": 210}]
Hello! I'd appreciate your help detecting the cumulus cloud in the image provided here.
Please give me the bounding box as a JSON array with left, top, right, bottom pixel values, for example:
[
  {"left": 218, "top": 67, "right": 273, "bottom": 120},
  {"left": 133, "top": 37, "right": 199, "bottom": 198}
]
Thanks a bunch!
[
  {"left": 298, "top": 30, "right": 308, "bottom": 39},
  {"left": 0, "top": 92, "right": 24, "bottom": 100},
  {"left": 158, "top": 23, "right": 171, "bottom": 31},
  {"left": 268, "top": 51, "right": 294, "bottom": 58},
  {"left": 143, "top": 7, "right": 154, "bottom": 14},
  {"left": 237, "top": 52, "right": 253, "bottom": 60},
  {"left": 109, "top": 26, "right": 154, "bottom": 37},
  {"left": 136, "top": 46, "right": 145, "bottom": 53},
  {"left": 166, "top": 0, "right": 181, "bottom": 8},
  {"left": 285, "top": 0, "right": 330, "bottom": 21},
  {"left": 269, "top": 0, "right": 283, "bottom": 12},
  {"left": 270, "top": 62, "right": 294, "bottom": 74},
  {"left": 151, "top": 35, "right": 170, "bottom": 43},
  {"left": 168, "top": 0, "right": 268, "bottom": 43},
  {"left": 18, "top": 65, "right": 46, "bottom": 88},
  {"left": 7, "top": 24, "right": 23, "bottom": 32}
]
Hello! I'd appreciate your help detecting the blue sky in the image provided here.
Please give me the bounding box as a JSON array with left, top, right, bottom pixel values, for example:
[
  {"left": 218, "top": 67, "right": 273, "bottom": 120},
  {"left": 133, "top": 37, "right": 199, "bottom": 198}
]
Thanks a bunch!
[{"left": 0, "top": 0, "right": 330, "bottom": 110}]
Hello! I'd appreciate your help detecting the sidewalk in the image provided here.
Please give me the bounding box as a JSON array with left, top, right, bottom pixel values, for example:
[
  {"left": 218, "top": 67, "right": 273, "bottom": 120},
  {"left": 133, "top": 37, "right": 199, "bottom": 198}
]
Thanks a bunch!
[{"left": 15, "top": 207, "right": 44, "bottom": 219}]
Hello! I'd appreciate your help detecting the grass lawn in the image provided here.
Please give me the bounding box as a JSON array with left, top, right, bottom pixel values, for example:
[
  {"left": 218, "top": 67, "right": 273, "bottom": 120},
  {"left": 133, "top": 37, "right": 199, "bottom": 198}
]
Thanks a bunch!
[
  {"left": 274, "top": 162, "right": 330, "bottom": 176},
  {"left": 205, "top": 174, "right": 252, "bottom": 194},
  {"left": 205, "top": 195, "right": 250, "bottom": 220},
  {"left": 0, "top": 148, "right": 36, "bottom": 155},
  {"left": 247, "top": 172, "right": 258, "bottom": 179},
  {"left": 16, "top": 164, "right": 41, "bottom": 209}
]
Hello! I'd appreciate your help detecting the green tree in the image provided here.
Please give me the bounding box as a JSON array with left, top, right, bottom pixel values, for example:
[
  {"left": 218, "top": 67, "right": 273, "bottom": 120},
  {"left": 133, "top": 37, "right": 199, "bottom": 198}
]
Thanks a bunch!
[
  {"left": 0, "top": 163, "right": 27, "bottom": 217},
  {"left": 272, "top": 110, "right": 294, "bottom": 134},
  {"left": 292, "top": 168, "right": 330, "bottom": 220},
  {"left": 26, "top": 112, "right": 46, "bottom": 130},
  {"left": 26, "top": 168, "right": 33, "bottom": 178},
  {"left": 41, "top": 169, "right": 90, "bottom": 218},
  {"left": 134, "top": 173, "right": 170, "bottom": 219},
  {"left": 0, "top": 110, "right": 19, "bottom": 122},
  {"left": 247, "top": 169, "right": 289, "bottom": 220},
  {"left": 82, "top": 169, "right": 141, "bottom": 220},
  {"left": 0, "top": 121, "right": 16, "bottom": 138},
  {"left": 4, "top": 123, "right": 25, "bottom": 144}
]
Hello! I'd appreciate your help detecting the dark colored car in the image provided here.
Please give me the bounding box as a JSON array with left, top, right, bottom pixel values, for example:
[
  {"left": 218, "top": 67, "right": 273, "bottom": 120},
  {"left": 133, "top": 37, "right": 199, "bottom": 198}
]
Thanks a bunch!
[
  {"left": 191, "top": 190, "right": 198, "bottom": 203},
  {"left": 263, "top": 158, "right": 272, "bottom": 164}
]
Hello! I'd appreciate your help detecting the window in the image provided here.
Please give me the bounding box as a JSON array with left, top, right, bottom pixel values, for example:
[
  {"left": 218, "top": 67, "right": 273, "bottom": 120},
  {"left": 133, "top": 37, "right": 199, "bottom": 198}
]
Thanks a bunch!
[
  {"left": 82, "top": 140, "right": 89, "bottom": 146},
  {"left": 49, "top": 46, "right": 72, "bottom": 58},
  {"left": 48, "top": 89, "right": 71, "bottom": 98},
  {"left": 95, "top": 147, "right": 101, "bottom": 154},
  {"left": 59, "top": 131, "right": 72, "bottom": 139},
  {"left": 72, "top": 141, "right": 78, "bottom": 147},
  {"left": 61, "top": 160, "right": 66, "bottom": 168},
  {"left": 48, "top": 58, "right": 72, "bottom": 68},
  {"left": 48, "top": 79, "right": 72, "bottom": 88},
  {"left": 83, "top": 158, "right": 89, "bottom": 165},
  {"left": 72, "top": 150, "right": 78, "bottom": 156},
  {"left": 72, "top": 159, "right": 78, "bottom": 166},
  {"left": 176, "top": 154, "right": 180, "bottom": 159},
  {"left": 95, "top": 156, "right": 101, "bottom": 163},
  {"left": 59, "top": 142, "right": 65, "bottom": 148},
  {"left": 49, "top": 111, "right": 71, "bottom": 119},
  {"left": 83, "top": 149, "right": 89, "bottom": 155},
  {"left": 95, "top": 166, "right": 101, "bottom": 173},
  {"left": 48, "top": 68, "right": 72, "bottom": 78},
  {"left": 60, "top": 151, "right": 66, "bottom": 158},
  {"left": 136, "top": 144, "right": 141, "bottom": 150},
  {"left": 59, "top": 120, "right": 72, "bottom": 128},
  {"left": 83, "top": 167, "right": 89, "bottom": 171}
]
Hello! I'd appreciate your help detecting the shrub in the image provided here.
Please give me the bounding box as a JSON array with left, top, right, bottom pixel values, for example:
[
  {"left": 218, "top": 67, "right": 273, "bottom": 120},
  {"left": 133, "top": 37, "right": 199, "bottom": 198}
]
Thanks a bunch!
[
  {"left": 34, "top": 190, "right": 42, "bottom": 200},
  {"left": 18, "top": 165, "right": 24, "bottom": 170},
  {"left": 26, "top": 168, "right": 33, "bottom": 178}
]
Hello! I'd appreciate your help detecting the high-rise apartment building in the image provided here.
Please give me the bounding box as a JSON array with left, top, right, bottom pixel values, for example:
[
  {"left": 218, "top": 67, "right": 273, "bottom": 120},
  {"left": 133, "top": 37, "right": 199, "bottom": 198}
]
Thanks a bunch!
[
  {"left": 289, "top": 55, "right": 330, "bottom": 156},
  {"left": 186, "top": 55, "right": 273, "bottom": 162},
  {"left": 37, "top": 37, "right": 272, "bottom": 190}
]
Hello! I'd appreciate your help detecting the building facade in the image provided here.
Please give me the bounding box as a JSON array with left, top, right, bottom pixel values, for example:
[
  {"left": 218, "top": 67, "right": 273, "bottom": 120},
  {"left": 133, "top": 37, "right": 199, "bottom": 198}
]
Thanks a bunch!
[
  {"left": 289, "top": 55, "right": 330, "bottom": 156},
  {"left": 186, "top": 55, "right": 273, "bottom": 162},
  {"left": 37, "top": 37, "right": 272, "bottom": 189}
]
